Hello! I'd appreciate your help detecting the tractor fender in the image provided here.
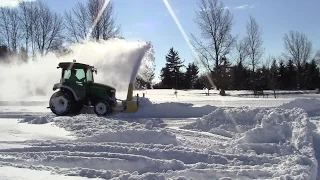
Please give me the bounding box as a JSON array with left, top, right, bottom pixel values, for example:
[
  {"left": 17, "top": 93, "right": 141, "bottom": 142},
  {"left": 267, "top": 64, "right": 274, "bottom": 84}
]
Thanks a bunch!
[{"left": 53, "top": 83, "right": 79, "bottom": 101}]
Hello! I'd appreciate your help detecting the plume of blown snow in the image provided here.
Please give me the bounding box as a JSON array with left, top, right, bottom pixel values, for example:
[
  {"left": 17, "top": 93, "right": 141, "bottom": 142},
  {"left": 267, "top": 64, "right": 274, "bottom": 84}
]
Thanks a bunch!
[{"left": 0, "top": 38, "right": 154, "bottom": 101}]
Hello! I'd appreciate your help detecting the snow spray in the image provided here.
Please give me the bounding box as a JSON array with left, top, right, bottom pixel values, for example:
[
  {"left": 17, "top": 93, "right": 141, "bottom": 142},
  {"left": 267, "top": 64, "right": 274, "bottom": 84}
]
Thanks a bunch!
[
  {"left": 129, "top": 42, "right": 152, "bottom": 84},
  {"left": 126, "top": 42, "right": 152, "bottom": 100},
  {"left": 0, "top": 38, "right": 154, "bottom": 101}
]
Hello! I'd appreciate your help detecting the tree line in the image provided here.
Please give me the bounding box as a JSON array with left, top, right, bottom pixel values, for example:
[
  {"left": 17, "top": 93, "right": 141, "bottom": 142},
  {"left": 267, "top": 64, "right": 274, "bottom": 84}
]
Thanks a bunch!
[
  {"left": 155, "top": 0, "right": 320, "bottom": 94},
  {"left": 0, "top": 0, "right": 121, "bottom": 62},
  {"left": 155, "top": 47, "right": 320, "bottom": 92}
]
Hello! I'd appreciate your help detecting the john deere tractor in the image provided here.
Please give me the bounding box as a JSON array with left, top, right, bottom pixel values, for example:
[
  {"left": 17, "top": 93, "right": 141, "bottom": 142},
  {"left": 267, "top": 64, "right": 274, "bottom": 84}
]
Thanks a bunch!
[{"left": 49, "top": 62, "right": 117, "bottom": 116}]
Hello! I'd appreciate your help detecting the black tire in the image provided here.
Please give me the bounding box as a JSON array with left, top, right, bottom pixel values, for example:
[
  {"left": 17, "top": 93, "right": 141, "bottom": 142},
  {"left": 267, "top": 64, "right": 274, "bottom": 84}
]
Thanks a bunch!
[
  {"left": 94, "top": 100, "right": 111, "bottom": 116},
  {"left": 49, "top": 91, "right": 74, "bottom": 116}
]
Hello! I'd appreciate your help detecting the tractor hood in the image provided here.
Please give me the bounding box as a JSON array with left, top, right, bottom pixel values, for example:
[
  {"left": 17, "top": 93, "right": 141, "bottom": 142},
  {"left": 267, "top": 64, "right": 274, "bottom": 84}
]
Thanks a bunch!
[{"left": 91, "top": 83, "right": 116, "bottom": 91}]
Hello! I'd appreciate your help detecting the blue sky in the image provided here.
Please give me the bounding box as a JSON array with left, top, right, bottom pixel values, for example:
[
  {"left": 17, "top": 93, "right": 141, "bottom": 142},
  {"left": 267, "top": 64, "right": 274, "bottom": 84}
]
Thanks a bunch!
[{"left": 8, "top": 0, "right": 320, "bottom": 82}]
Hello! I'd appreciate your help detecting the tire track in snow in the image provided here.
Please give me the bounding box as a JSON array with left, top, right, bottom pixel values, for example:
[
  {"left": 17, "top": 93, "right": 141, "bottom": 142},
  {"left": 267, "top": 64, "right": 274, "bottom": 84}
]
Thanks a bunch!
[
  {"left": 0, "top": 140, "right": 281, "bottom": 168},
  {"left": 0, "top": 141, "right": 228, "bottom": 165},
  {"left": 162, "top": 118, "right": 232, "bottom": 150}
]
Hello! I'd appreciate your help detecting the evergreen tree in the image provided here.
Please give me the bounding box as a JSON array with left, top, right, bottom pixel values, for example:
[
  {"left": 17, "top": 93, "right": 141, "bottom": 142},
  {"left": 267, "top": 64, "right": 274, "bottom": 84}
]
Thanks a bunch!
[
  {"left": 257, "top": 66, "right": 269, "bottom": 90},
  {"left": 194, "top": 73, "right": 213, "bottom": 94},
  {"left": 231, "top": 61, "right": 248, "bottom": 90},
  {"left": 285, "top": 60, "right": 297, "bottom": 89},
  {"left": 159, "top": 66, "right": 171, "bottom": 88},
  {"left": 160, "top": 48, "right": 185, "bottom": 89},
  {"left": 306, "top": 60, "right": 319, "bottom": 89},
  {"left": 278, "top": 60, "right": 286, "bottom": 89},
  {"left": 268, "top": 59, "right": 279, "bottom": 97},
  {"left": 301, "top": 62, "right": 310, "bottom": 89},
  {"left": 219, "top": 57, "right": 232, "bottom": 94},
  {"left": 184, "top": 62, "right": 199, "bottom": 89},
  {"left": 135, "top": 75, "right": 154, "bottom": 89}
]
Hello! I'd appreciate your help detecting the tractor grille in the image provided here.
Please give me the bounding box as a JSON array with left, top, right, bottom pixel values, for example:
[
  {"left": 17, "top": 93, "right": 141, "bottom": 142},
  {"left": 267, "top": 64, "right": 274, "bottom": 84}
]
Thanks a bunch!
[
  {"left": 107, "top": 90, "right": 115, "bottom": 99},
  {"left": 107, "top": 90, "right": 116, "bottom": 106}
]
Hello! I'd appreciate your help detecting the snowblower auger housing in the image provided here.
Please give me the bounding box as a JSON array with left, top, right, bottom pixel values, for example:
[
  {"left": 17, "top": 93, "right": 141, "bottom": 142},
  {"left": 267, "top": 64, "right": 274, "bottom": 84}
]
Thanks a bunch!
[{"left": 48, "top": 62, "right": 117, "bottom": 116}]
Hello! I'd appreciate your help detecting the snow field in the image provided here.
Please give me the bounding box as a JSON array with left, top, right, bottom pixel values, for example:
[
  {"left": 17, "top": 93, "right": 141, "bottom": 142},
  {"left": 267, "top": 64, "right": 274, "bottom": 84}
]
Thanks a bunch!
[
  {"left": 1, "top": 91, "right": 320, "bottom": 179},
  {"left": 183, "top": 107, "right": 318, "bottom": 179}
]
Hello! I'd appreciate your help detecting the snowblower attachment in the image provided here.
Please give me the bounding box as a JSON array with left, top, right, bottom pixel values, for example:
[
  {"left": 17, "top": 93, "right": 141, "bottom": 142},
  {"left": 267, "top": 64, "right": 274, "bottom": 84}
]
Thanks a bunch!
[
  {"left": 122, "top": 83, "right": 139, "bottom": 113},
  {"left": 119, "top": 44, "right": 150, "bottom": 114}
]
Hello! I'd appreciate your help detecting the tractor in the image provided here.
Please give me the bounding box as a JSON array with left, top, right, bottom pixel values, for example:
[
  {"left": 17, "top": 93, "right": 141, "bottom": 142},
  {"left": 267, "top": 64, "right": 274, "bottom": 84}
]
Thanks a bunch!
[{"left": 49, "top": 61, "right": 118, "bottom": 116}]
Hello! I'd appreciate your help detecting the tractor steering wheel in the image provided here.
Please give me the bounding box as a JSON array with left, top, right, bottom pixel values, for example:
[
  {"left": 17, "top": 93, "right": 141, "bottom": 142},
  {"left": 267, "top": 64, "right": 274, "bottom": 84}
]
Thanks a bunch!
[{"left": 79, "top": 77, "right": 86, "bottom": 82}]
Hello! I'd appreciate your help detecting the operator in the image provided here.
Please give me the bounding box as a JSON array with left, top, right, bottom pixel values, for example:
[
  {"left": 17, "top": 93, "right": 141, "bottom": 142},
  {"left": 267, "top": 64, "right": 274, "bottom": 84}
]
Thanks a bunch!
[{"left": 69, "top": 69, "right": 83, "bottom": 83}]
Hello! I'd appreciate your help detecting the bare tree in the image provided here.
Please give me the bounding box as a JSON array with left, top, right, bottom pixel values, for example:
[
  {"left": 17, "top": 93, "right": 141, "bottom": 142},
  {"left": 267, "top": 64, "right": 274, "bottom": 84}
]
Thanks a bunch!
[
  {"left": 245, "top": 16, "right": 263, "bottom": 73},
  {"left": 191, "top": 0, "right": 235, "bottom": 93},
  {"left": 18, "top": 1, "right": 39, "bottom": 59},
  {"left": 33, "top": 1, "right": 64, "bottom": 56},
  {"left": 64, "top": 2, "right": 89, "bottom": 43},
  {"left": 65, "top": 0, "right": 121, "bottom": 43},
  {"left": 245, "top": 16, "right": 263, "bottom": 91},
  {"left": 283, "top": 30, "right": 313, "bottom": 88},
  {"left": 0, "top": 7, "right": 21, "bottom": 53},
  {"left": 235, "top": 37, "right": 249, "bottom": 64}
]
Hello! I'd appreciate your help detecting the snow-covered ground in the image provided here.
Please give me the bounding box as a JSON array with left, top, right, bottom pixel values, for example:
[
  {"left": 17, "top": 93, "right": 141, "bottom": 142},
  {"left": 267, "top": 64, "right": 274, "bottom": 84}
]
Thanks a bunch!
[{"left": 1, "top": 89, "right": 320, "bottom": 179}]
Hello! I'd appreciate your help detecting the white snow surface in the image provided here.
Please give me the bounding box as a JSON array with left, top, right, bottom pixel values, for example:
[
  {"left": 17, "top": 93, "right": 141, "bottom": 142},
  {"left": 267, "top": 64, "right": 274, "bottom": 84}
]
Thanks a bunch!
[
  {"left": 280, "top": 98, "right": 320, "bottom": 117},
  {"left": 1, "top": 89, "right": 320, "bottom": 179}
]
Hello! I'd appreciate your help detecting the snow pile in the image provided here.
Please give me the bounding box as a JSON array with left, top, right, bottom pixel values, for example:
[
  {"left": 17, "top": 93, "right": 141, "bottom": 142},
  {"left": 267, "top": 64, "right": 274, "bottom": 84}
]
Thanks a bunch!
[
  {"left": 116, "top": 97, "right": 217, "bottom": 118},
  {"left": 22, "top": 114, "right": 178, "bottom": 145},
  {"left": 279, "top": 98, "right": 320, "bottom": 116},
  {"left": 183, "top": 107, "right": 318, "bottom": 179},
  {"left": 182, "top": 107, "right": 261, "bottom": 136}
]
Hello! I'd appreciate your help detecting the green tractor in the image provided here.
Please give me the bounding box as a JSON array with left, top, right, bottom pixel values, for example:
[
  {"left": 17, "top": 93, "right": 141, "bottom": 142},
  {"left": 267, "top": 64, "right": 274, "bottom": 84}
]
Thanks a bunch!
[{"left": 49, "top": 62, "right": 117, "bottom": 116}]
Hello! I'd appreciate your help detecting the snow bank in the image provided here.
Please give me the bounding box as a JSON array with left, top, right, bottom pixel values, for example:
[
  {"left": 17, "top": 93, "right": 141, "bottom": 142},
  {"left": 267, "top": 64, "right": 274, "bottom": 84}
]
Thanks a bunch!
[
  {"left": 22, "top": 114, "right": 178, "bottom": 145},
  {"left": 115, "top": 97, "right": 217, "bottom": 118},
  {"left": 279, "top": 98, "right": 320, "bottom": 117},
  {"left": 183, "top": 107, "right": 262, "bottom": 136},
  {"left": 78, "top": 129, "right": 178, "bottom": 145},
  {"left": 183, "top": 107, "right": 318, "bottom": 179}
]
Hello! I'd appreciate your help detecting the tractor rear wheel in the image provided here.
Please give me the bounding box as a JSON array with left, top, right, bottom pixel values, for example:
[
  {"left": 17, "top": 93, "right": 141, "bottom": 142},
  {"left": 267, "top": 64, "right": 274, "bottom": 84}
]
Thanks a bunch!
[
  {"left": 49, "top": 91, "right": 74, "bottom": 116},
  {"left": 94, "top": 101, "right": 111, "bottom": 116}
]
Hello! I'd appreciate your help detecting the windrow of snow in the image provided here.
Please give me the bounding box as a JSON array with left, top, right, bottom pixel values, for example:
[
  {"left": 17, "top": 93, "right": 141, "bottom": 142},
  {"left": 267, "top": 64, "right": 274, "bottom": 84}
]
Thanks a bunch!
[
  {"left": 115, "top": 97, "right": 217, "bottom": 119},
  {"left": 182, "top": 107, "right": 318, "bottom": 180},
  {"left": 21, "top": 114, "right": 178, "bottom": 145},
  {"left": 279, "top": 98, "right": 320, "bottom": 117}
]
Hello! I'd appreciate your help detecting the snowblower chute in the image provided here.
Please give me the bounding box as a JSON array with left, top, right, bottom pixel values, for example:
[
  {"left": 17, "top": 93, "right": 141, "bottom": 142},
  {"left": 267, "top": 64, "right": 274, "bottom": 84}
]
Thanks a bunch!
[
  {"left": 122, "top": 83, "right": 139, "bottom": 113},
  {"left": 48, "top": 61, "right": 139, "bottom": 116}
]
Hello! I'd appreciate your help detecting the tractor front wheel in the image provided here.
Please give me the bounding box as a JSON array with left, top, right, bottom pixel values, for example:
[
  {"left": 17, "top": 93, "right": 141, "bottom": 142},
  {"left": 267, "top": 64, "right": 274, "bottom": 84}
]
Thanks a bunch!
[
  {"left": 94, "top": 101, "right": 111, "bottom": 116},
  {"left": 49, "top": 91, "right": 74, "bottom": 116}
]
